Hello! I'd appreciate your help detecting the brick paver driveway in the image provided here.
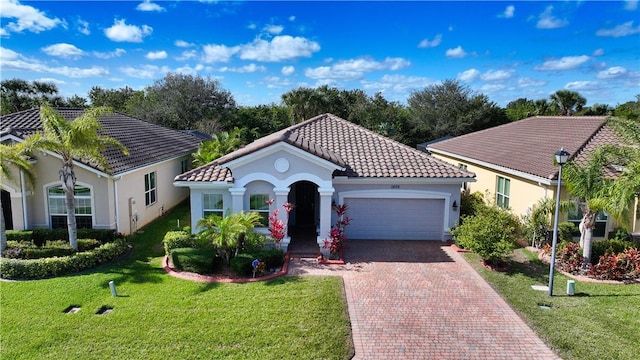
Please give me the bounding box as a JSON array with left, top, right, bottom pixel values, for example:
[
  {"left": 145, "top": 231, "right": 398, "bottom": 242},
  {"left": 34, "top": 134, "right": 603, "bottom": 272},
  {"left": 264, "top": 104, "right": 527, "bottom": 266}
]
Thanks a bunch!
[{"left": 288, "top": 240, "right": 560, "bottom": 360}]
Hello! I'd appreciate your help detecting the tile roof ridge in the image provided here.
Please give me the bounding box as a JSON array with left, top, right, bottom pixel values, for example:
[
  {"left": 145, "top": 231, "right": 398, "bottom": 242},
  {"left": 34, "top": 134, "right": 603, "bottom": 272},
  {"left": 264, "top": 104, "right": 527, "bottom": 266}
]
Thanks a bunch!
[{"left": 547, "top": 120, "right": 609, "bottom": 180}]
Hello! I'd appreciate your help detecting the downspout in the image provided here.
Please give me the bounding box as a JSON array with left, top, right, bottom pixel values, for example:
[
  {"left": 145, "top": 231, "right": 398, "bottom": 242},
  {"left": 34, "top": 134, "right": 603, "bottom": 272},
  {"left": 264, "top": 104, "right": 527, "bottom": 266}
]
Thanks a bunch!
[
  {"left": 20, "top": 170, "right": 28, "bottom": 230},
  {"left": 113, "top": 176, "right": 121, "bottom": 234}
]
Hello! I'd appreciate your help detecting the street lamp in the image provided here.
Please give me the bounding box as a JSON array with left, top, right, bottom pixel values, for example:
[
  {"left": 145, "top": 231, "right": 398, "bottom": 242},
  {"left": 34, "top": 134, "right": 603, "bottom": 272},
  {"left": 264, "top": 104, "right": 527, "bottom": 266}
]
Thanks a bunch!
[{"left": 548, "top": 148, "right": 570, "bottom": 296}]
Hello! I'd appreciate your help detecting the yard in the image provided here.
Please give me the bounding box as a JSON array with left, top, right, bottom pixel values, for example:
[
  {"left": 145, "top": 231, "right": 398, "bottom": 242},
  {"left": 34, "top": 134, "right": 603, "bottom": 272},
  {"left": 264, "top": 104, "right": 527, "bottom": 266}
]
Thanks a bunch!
[
  {"left": 0, "top": 202, "right": 354, "bottom": 360},
  {"left": 464, "top": 249, "right": 640, "bottom": 360}
]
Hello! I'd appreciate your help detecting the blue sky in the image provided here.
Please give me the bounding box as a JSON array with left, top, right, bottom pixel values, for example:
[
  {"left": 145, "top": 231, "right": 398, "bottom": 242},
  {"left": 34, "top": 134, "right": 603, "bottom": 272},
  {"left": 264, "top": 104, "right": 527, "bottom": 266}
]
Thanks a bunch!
[{"left": 1, "top": 0, "right": 639, "bottom": 108}]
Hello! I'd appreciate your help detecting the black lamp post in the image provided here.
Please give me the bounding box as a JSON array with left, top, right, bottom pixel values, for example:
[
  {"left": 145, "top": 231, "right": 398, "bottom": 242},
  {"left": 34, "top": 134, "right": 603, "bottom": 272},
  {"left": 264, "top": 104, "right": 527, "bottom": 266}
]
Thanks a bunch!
[{"left": 548, "top": 148, "right": 570, "bottom": 296}]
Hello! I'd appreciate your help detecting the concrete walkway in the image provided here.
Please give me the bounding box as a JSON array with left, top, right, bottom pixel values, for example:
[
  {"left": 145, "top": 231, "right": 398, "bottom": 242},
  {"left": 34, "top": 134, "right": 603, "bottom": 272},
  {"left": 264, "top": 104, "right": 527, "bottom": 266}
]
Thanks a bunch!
[{"left": 288, "top": 240, "right": 560, "bottom": 360}]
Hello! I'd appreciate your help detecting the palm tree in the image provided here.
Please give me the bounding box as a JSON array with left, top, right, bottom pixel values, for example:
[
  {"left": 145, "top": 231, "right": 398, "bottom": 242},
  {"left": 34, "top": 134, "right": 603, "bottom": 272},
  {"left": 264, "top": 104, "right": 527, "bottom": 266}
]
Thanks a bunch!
[
  {"left": 0, "top": 134, "right": 43, "bottom": 254},
  {"left": 192, "top": 128, "right": 243, "bottom": 167},
  {"left": 197, "top": 211, "right": 262, "bottom": 265},
  {"left": 550, "top": 90, "right": 587, "bottom": 116},
  {"left": 37, "top": 104, "right": 128, "bottom": 249}
]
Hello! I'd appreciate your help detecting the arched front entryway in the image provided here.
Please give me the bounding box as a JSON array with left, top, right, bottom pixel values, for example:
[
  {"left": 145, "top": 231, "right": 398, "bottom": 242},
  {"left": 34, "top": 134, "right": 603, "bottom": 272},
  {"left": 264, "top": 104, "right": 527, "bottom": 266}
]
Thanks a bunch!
[
  {"left": 287, "top": 181, "right": 320, "bottom": 256},
  {"left": 1, "top": 190, "right": 14, "bottom": 230}
]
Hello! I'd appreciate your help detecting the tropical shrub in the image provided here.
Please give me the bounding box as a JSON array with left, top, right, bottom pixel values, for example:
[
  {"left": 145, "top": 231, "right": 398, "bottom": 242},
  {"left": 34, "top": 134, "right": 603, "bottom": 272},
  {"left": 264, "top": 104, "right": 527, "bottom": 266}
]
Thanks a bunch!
[
  {"left": 197, "top": 211, "right": 262, "bottom": 265},
  {"left": 459, "top": 189, "right": 486, "bottom": 219},
  {"left": 588, "top": 248, "right": 640, "bottom": 280},
  {"left": 252, "top": 248, "right": 285, "bottom": 268},
  {"left": 558, "top": 222, "right": 577, "bottom": 243},
  {"left": 170, "top": 247, "right": 217, "bottom": 274},
  {"left": 451, "top": 205, "right": 521, "bottom": 263},
  {"left": 230, "top": 253, "right": 255, "bottom": 277},
  {"left": 163, "top": 230, "right": 196, "bottom": 256},
  {"left": 591, "top": 239, "right": 634, "bottom": 265},
  {"left": 0, "top": 238, "right": 129, "bottom": 279},
  {"left": 556, "top": 242, "right": 584, "bottom": 274},
  {"left": 322, "top": 204, "right": 350, "bottom": 258}
]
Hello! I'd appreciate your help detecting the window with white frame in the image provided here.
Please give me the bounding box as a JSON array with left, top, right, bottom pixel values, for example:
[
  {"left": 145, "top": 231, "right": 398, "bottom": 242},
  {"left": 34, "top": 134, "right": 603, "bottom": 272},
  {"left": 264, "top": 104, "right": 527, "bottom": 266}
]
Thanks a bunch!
[
  {"left": 145, "top": 171, "right": 157, "bottom": 206},
  {"left": 250, "top": 194, "right": 270, "bottom": 227},
  {"left": 496, "top": 176, "right": 510, "bottom": 208},
  {"left": 459, "top": 163, "right": 468, "bottom": 190},
  {"left": 48, "top": 185, "right": 93, "bottom": 229},
  {"left": 568, "top": 197, "right": 608, "bottom": 237},
  {"left": 203, "top": 193, "right": 224, "bottom": 218}
]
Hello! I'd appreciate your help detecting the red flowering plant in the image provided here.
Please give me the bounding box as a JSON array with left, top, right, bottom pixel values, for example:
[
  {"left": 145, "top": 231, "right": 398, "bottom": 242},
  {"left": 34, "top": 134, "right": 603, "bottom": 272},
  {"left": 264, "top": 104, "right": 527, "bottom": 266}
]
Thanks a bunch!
[
  {"left": 323, "top": 204, "right": 351, "bottom": 259},
  {"left": 267, "top": 200, "right": 293, "bottom": 248}
]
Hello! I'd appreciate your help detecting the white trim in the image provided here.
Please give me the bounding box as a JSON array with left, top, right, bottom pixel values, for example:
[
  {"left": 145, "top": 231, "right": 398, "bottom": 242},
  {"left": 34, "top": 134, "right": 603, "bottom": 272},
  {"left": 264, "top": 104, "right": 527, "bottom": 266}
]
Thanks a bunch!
[
  {"left": 428, "top": 148, "right": 553, "bottom": 185},
  {"left": 114, "top": 152, "right": 194, "bottom": 176},
  {"left": 223, "top": 142, "right": 344, "bottom": 172},
  {"left": 173, "top": 181, "right": 232, "bottom": 190},
  {"left": 113, "top": 176, "right": 121, "bottom": 233},
  {"left": 331, "top": 176, "right": 475, "bottom": 185},
  {"left": 339, "top": 189, "right": 451, "bottom": 241},
  {"left": 0, "top": 134, "right": 26, "bottom": 143},
  {"left": 235, "top": 171, "right": 333, "bottom": 189}
]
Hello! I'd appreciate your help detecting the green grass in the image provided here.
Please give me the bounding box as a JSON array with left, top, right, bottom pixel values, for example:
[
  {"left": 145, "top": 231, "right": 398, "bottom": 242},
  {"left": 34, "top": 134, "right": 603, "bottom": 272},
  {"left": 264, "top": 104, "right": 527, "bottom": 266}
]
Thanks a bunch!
[
  {"left": 464, "top": 249, "right": 640, "bottom": 360},
  {"left": 0, "top": 202, "right": 353, "bottom": 360}
]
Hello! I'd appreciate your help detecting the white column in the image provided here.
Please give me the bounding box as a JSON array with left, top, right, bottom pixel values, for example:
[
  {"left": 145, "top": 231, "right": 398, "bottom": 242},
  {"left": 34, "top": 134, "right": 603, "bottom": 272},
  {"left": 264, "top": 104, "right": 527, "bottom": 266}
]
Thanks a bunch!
[
  {"left": 274, "top": 187, "right": 291, "bottom": 251},
  {"left": 317, "top": 187, "right": 335, "bottom": 247},
  {"left": 229, "top": 187, "right": 246, "bottom": 214}
]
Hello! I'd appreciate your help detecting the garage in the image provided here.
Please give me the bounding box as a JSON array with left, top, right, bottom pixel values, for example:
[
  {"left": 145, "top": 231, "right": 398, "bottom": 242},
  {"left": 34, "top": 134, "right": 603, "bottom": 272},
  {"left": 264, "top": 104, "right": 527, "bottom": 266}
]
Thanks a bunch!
[{"left": 343, "top": 197, "right": 445, "bottom": 240}]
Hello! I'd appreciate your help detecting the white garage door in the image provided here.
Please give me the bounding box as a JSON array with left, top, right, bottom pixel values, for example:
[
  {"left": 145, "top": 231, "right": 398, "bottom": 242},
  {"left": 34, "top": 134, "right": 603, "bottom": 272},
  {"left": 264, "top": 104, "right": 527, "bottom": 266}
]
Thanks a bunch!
[{"left": 344, "top": 198, "right": 445, "bottom": 240}]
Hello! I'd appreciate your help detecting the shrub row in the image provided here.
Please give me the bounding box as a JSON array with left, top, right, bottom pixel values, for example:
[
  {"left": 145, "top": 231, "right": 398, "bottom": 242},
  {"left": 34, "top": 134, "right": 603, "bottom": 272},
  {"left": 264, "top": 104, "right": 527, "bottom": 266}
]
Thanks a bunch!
[
  {"left": 170, "top": 247, "right": 218, "bottom": 274},
  {"left": 163, "top": 230, "right": 199, "bottom": 256},
  {"left": 556, "top": 240, "right": 640, "bottom": 280},
  {"left": 0, "top": 238, "right": 129, "bottom": 280},
  {"left": 589, "top": 248, "right": 640, "bottom": 281},
  {"left": 2, "top": 239, "right": 102, "bottom": 260},
  {"left": 229, "top": 248, "right": 285, "bottom": 277},
  {"left": 6, "top": 229, "right": 118, "bottom": 246}
]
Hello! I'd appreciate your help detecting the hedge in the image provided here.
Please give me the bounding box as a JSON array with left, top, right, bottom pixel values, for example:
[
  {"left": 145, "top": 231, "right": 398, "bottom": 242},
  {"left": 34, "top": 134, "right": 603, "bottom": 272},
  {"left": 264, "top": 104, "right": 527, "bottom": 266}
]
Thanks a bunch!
[
  {"left": 170, "top": 247, "right": 217, "bottom": 274},
  {"left": 163, "top": 231, "right": 197, "bottom": 256},
  {"left": 0, "top": 238, "right": 129, "bottom": 280},
  {"left": 6, "top": 228, "right": 118, "bottom": 246}
]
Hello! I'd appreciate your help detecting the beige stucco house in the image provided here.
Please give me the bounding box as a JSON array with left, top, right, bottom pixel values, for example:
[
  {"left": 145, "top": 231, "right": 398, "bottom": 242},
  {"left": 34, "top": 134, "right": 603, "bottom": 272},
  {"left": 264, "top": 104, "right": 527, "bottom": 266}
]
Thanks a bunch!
[
  {"left": 1, "top": 108, "right": 203, "bottom": 235},
  {"left": 426, "top": 115, "right": 639, "bottom": 238},
  {"left": 174, "top": 113, "right": 475, "bottom": 252}
]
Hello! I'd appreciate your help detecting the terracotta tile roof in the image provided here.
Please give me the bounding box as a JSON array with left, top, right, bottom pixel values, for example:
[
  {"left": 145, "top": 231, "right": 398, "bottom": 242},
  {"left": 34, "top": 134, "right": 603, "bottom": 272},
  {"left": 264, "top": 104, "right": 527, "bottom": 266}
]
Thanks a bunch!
[
  {"left": 176, "top": 113, "right": 474, "bottom": 182},
  {"left": 427, "top": 116, "right": 617, "bottom": 180},
  {"left": 572, "top": 125, "right": 623, "bottom": 179},
  {"left": 1, "top": 108, "right": 202, "bottom": 175}
]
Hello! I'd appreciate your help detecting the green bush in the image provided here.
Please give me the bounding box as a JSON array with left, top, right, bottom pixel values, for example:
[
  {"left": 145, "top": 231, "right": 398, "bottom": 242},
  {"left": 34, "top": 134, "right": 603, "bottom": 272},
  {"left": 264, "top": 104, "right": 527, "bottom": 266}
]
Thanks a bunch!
[
  {"left": 591, "top": 239, "right": 635, "bottom": 265},
  {"left": 230, "top": 253, "right": 255, "bottom": 277},
  {"left": 558, "top": 222, "right": 577, "bottom": 243},
  {"left": 252, "top": 248, "right": 284, "bottom": 269},
  {"left": 5, "top": 230, "right": 33, "bottom": 242},
  {"left": 451, "top": 205, "right": 521, "bottom": 263},
  {"left": 31, "top": 228, "right": 118, "bottom": 246},
  {"left": 241, "top": 231, "right": 269, "bottom": 253},
  {"left": 163, "top": 231, "right": 196, "bottom": 255},
  {"left": 609, "top": 227, "right": 632, "bottom": 242},
  {"left": 459, "top": 190, "right": 487, "bottom": 220},
  {"left": 170, "top": 247, "right": 217, "bottom": 274},
  {"left": 0, "top": 238, "right": 129, "bottom": 279},
  {"left": 77, "top": 239, "right": 101, "bottom": 252}
]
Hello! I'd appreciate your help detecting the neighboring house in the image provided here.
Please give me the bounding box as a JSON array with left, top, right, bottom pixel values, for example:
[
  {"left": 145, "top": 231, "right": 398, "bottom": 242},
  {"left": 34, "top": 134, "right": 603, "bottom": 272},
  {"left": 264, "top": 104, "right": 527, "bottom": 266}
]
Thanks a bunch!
[
  {"left": 427, "top": 115, "right": 639, "bottom": 238},
  {"left": 1, "top": 108, "right": 203, "bottom": 235},
  {"left": 174, "top": 113, "right": 475, "bottom": 251}
]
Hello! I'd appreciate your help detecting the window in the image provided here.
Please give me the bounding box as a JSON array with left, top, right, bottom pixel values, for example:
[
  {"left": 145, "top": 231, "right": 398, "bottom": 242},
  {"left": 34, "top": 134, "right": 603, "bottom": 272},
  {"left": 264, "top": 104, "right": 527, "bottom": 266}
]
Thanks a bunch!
[
  {"left": 496, "top": 176, "right": 510, "bottom": 208},
  {"left": 180, "top": 159, "right": 189, "bottom": 174},
  {"left": 144, "top": 172, "right": 157, "bottom": 206},
  {"left": 48, "top": 185, "right": 93, "bottom": 229},
  {"left": 203, "top": 194, "right": 224, "bottom": 218},
  {"left": 459, "top": 163, "right": 468, "bottom": 190},
  {"left": 568, "top": 198, "right": 608, "bottom": 237},
  {"left": 250, "top": 194, "right": 270, "bottom": 227}
]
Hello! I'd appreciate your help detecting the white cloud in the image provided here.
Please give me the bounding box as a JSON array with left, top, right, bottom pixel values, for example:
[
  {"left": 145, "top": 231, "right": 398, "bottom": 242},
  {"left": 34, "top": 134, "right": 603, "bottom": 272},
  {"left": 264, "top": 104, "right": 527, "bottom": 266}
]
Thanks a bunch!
[
  {"left": 120, "top": 64, "right": 170, "bottom": 79},
  {"left": 592, "top": 48, "right": 605, "bottom": 56},
  {"left": 146, "top": 50, "right": 167, "bottom": 60},
  {"left": 175, "top": 40, "right": 194, "bottom": 48},
  {"left": 219, "top": 64, "right": 266, "bottom": 73},
  {"left": 281, "top": 65, "right": 295, "bottom": 76},
  {"left": 202, "top": 44, "right": 239, "bottom": 63},
  {"left": 1, "top": 0, "right": 63, "bottom": 34},
  {"left": 239, "top": 35, "right": 320, "bottom": 62},
  {"left": 480, "top": 69, "right": 514, "bottom": 81},
  {"left": 41, "top": 43, "right": 85, "bottom": 59},
  {"left": 534, "top": 55, "right": 590, "bottom": 71},
  {"left": 445, "top": 46, "right": 467, "bottom": 58},
  {"left": 565, "top": 81, "right": 601, "bottom": 91},
  {"left": 517, "top": 77, "right": 547, "bottom": 87},
  {"left": 104, "top": 19, "right": 152, "bottom": 43},
  {"left": 361, "top": 74, "right": 438, "bottom": 95},
  {"left": 597, "top": 66, "right": 628, "bottom": 79},
  {"left": 247, "top": 23, "right": 257, "bottom": 30},
  {"left": 77, "top": 20, "right": 90, "bottom": 35},
  {"left": 136, "top": 0, "right": 165, "bottom": 12},
  {"left": 596, "top": 21, "right": 640, "bottom": 37},
  {"left": 457, "top": 68, "right": 480, "bottom": 82},
  {"left": 418, "top": 34, "right": 442, "bottom": 48},
  {"left": 305, "top": 57, "right": 410, "bottom": 81},
  {"left": 536, "top": 6, "right": 568, "bottom": 29},
  {"left": 1, "top": 47, "right": 109, "bottom": 77},
  {"left": 499, "top": 5, "right": 515, "bottom": 18},
  {"left": 175, "top": 64, "right": 210, "bottom": 75},
  {"left": 176, "top": 50, "right": 197, "bottom": 61},
  {"left": 264, "top": 25, "right": 284, "bottom": 35},
  {"left": 625, "top": 0, "right": 638, "bottom": 11},
  {"left": 289, "top": 16, "right": 296, "bottom": 21},
  {"left": 94, "top": 48, "right": 126, "bottom": 59},
  {"left": 480, "top": 84, "right": 506, "bottom": 92}
]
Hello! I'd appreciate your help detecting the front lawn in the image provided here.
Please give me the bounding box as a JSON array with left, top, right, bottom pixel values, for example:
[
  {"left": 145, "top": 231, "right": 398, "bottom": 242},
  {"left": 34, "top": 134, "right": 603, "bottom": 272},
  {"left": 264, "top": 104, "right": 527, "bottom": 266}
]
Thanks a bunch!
[
  {"left": 464, "top": 249, "right": 640, "bottom": 360},
  {"left": 0, "top": 202, "right": 353, "bottom": 360}
]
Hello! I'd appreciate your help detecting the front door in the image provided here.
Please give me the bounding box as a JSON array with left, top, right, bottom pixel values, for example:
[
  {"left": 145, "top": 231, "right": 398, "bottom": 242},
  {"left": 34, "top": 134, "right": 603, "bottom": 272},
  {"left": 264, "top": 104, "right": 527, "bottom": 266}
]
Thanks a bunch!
[
  {"left": 294, "top": 181, "right": 316, "bottom": 226},
  {"left": 1, "top": 190, "right": 14, "bottom": 230}
]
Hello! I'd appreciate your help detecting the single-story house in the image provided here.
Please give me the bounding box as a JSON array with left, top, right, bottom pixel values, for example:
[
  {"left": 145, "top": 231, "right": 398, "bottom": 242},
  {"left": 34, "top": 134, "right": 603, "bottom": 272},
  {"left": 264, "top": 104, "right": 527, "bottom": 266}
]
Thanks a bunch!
[
  {"left": 1, "top": 108, "right": 203, "bottom": 235},
  {"left": 426, "top": 115, "right": 639, "bottom": 238},
  {"left": 174, "top": 113, "right": 475, "bottom": 251}
]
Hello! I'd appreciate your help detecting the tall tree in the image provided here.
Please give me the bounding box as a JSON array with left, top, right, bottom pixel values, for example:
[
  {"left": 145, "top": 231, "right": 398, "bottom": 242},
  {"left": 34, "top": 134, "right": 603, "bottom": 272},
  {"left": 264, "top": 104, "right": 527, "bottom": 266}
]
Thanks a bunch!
[
  {"left": 192, "top": 128, "right": 244, "bottom": 167},
  {"left": 37, "top": 104, "right": 128, "bottom": 249},
  {"left": 407, "top": 79, "right": 508, "bottom": 146},
  {"left": 231, "top": 105, "right": 292, "bottom": 143},
  {"left": 0, "top": 134, "right": 43, "bottom": 254},
  {"left": 505, "top": 98, "right": 537, "bottom": 121},
  {"left": 549, "top": 90, "right": 587, "bottom": 116},
  {"left": 1, "top": 79, "right": 64, "bottom": 114},
  {"left": 88, "top": 86, "right": 140, "bottom": 113}
]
